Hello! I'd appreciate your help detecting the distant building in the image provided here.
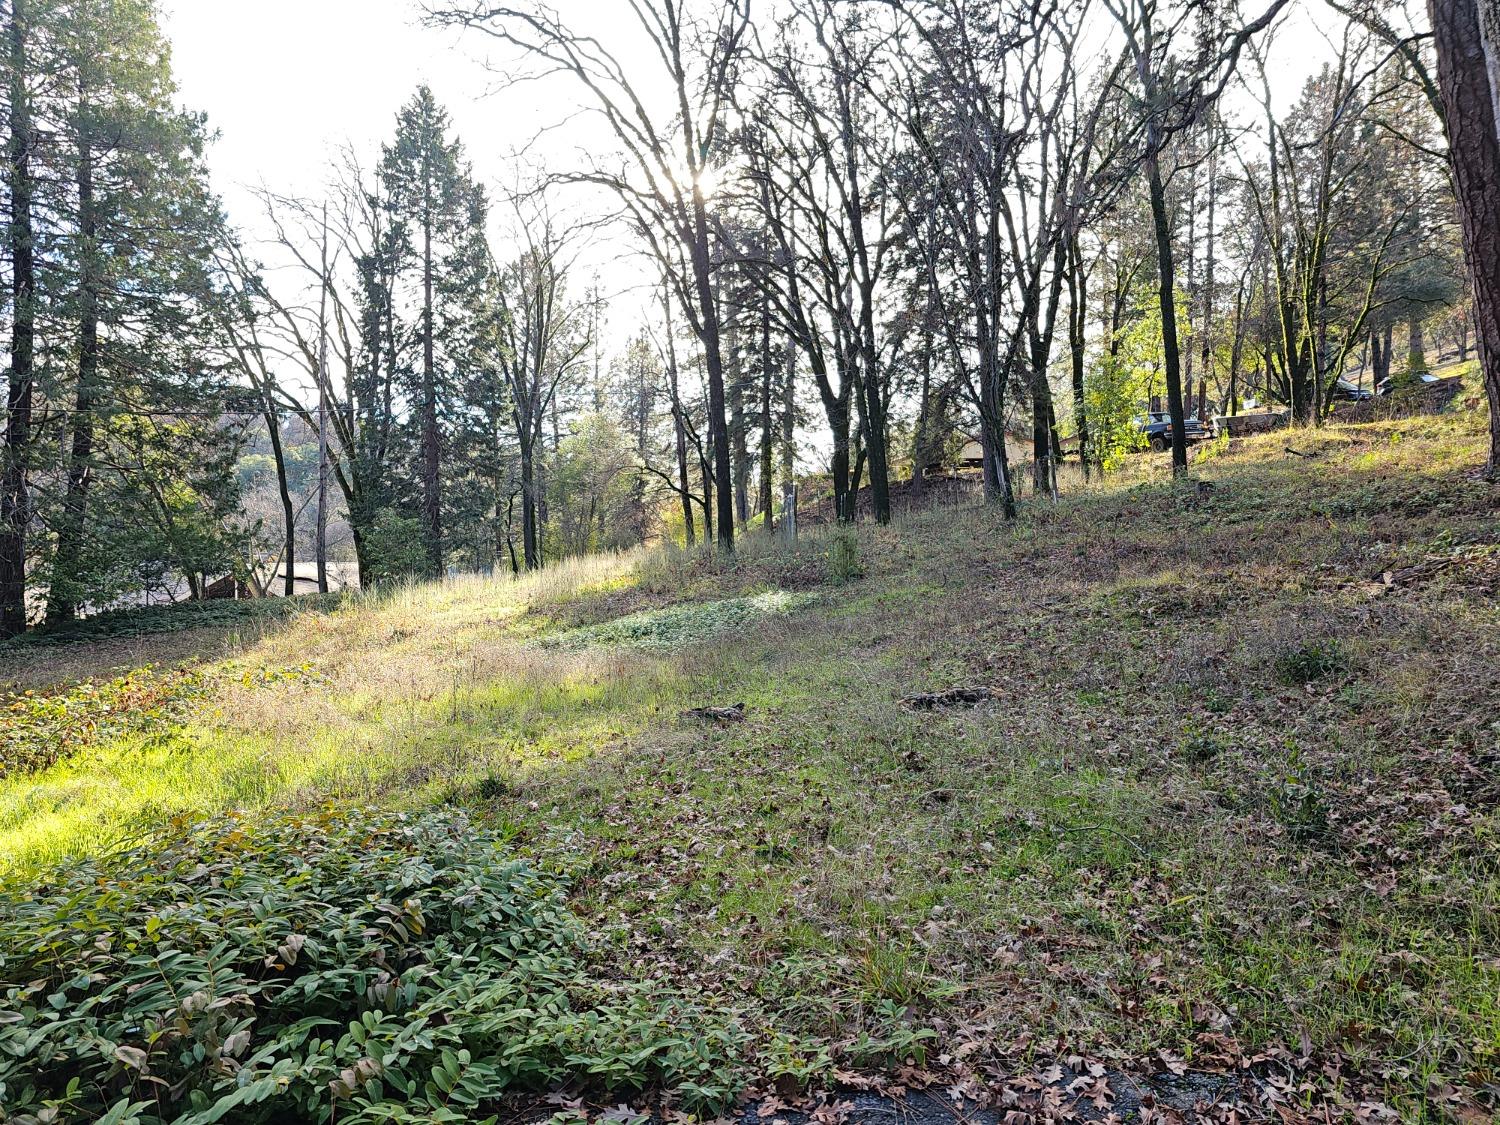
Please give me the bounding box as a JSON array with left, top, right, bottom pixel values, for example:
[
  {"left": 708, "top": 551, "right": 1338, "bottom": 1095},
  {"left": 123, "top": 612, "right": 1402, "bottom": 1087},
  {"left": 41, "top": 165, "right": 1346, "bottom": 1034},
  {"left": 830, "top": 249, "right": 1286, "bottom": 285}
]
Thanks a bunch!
[
  {"left": 262, "top": 561, "right": 360, "bottom": 596},
  {"left": 924, "top": 429, "right": 1032, "bottom": 476}
]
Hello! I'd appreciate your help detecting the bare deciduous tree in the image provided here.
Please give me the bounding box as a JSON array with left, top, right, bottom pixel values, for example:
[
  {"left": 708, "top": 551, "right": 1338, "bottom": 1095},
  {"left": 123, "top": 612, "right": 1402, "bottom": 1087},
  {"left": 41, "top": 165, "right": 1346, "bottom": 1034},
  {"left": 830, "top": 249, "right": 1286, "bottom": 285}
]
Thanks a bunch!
[
  {"left": 494, "top": 208, "right": 592, "bottom": 569},
  {"left": 430, "top": 0, "right": 751, "bottom": 549}
]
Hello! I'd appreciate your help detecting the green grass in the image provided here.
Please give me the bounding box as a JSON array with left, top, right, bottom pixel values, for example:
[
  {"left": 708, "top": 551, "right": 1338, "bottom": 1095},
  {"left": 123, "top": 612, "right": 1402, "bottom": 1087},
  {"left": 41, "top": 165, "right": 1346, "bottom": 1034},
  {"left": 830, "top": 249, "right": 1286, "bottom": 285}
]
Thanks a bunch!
[
  {"left": 3, "top": 406, "right": 1499, "bottom": 1120},
  {"left": 543, "top": 589, "right": 811, "bottom": 650}
]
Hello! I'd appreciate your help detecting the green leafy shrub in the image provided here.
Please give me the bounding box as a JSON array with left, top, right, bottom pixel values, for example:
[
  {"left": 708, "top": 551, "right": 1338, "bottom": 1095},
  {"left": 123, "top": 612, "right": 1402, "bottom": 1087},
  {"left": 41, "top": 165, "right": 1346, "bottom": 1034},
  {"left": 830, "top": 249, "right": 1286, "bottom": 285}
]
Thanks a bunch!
[
  {"left": 0, "top": 808, "right": 749, "bottom": 1124},
  {"left": 826, "top": 530, "right": 863, "bottom": 584},
  {"left": 1386, "top": 368, "right": 1426, "bottom": 393},
  {"left": 840, "top": 1000, "right": 938, "bottom": 1067},
  {"left": 1193, "top": 430, "right": 1232, "bottom": 462},
  {"left": 759, "top": 1031, "right": 834, "bottom": 1091},
  {"left": 1273, "top": 640, "right": 1347, "bottom": 685},
  {"left": 1178, "top": 724, "right": 1228, "bottom": 764},
  {"left": 0, "top": 667, "right": 206, "bottom": 780},
  {"left": 1267, "top": 742, "right": 1331, "bottom": 844},
  {"left": 1083, "top": 286, "right": 1187, "bottom": 470},
  {"left": 2, "top": 663, "right": 329, "bottom": 781}
]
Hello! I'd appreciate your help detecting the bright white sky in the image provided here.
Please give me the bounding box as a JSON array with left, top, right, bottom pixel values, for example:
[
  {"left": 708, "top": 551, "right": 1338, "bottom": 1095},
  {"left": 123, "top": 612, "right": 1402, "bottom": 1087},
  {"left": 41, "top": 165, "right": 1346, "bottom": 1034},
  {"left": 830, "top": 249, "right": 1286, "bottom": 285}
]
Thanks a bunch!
[
  {"left": 158, "top": 0, "right": 1342, "bottom": 360},
  {"left": 160, "top": 0, "right": 648, "bottom": 344},
  {"left": 162, "top": 0, "right": 542, "bottom": 201}
]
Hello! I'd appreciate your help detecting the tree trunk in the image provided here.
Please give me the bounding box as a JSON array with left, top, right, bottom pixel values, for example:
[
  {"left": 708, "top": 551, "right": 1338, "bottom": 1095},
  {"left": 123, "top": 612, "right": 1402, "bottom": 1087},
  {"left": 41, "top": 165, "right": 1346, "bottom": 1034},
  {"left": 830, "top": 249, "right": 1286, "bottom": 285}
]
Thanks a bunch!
[
  {"left": 1228, "top": 271, "right": 1249, "bottom": 414},
  {"left": 504, "top": 493, "right": 520, "bottom": 575},
  {"left": 1047, "top": 397, "right": 1064, "bottom": 492},
  {"left": 1429, "top": 0, "right": 1500, "bottom": 476},
  {"left": 1031, "top": 366, "right": 1053, "bottom": 498},
  {"left": 673, "top": 396, "right": 695, "bottom": 547},
  {"left": 47, "top": 97, "right": 99, "bottom": 624},
  {"left": 977, "top": 402, "right": 1016, "bottom": 519},
  {"left": 1183, "top": 135, "right": 1198, "bottom": 392},
  {"left": 700, "top": 435, "right": 714, "bottom": 544},
  {"left": 1148, "top": 154, "right": 1190, "bottom": 474},
  {"left": 1030, "top": 240, "right": 1067, "bottom": 499},
  {"left": 758, "top": 292, "right": 774, "bottom": 532},
  {"left": 1314, "top": 278, "right": 1330, "bottom": 421},
  {"left": 663, "top": 288, "right": 695, "bottom": 547},
  {"left": 1, "top": 2, "right": 34, "bottom": 638},
  {"left": 315, "top": 208, "right": 331, "bottom": 594},
  {"left": 1202, "top": 133, "right": 1218, "bottom": 400},
  {"left": 849, "top": 431, "right": 865, "bottom": 511},
  {"left": 812, "top": 351, "right": 853, "bottom": 523},
  {"left": 689, "top": 194, "right": 734, "bottom": 550},
  {"left": 830, "top": 406, "right": 852, "bottom": 523},
  {"left": 1066, "top": 235, "right": 1091, "bottom": 480},
  {"left": 727, "top": 317, "right": 749, "bottom": 528},
  {"left": 350, "top": 500, "right": 370, "bottom": 590},
  {"left": 1376, "top": 323, "right": 1394, "bottom": 387},
  {"left": 976, "top": 299, "right": 1017, "bottom": 518},
  {"left": 781, "top": 335, "right": 796, "bottom": 484},
  {"left": 1407, "top": 316, "right": 1428, "bottom": 373},
  {"left": 993, "top": 430, "right": 1016, "bottom": 519},
  {"left": 981, "top": 427, "right": 999, "bottom": 495},
  {"left": 859, "top": 351, "right": 891, "bottom": 524},
  {"left": 834, "top": 56, "right": 890, "bottom": 527},
  {"left": 420, "top": 135, "right": 443, "bottom": 572},
  {"left": 266, "top": 393, "right": 296, "bottom": 596},
  {"left": 520, "top": 437, "right": 540, "bottom": 570}
]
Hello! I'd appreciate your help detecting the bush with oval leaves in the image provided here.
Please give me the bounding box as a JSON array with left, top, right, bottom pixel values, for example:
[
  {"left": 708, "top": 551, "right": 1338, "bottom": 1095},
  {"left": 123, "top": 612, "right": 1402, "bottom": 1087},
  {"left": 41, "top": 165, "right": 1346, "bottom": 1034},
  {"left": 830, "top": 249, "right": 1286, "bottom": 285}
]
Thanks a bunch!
[{"left": 0, "top": 808, "right": 750, "bottom": 1124}]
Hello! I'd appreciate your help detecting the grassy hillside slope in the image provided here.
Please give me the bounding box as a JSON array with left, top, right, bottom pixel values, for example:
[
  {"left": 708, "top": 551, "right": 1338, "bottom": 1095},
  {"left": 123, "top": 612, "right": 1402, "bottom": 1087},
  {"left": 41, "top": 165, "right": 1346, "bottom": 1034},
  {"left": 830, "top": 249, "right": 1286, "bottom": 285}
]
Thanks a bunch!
[{"left": 2, "top": 410, "right": 1497, "bottom": 1121}]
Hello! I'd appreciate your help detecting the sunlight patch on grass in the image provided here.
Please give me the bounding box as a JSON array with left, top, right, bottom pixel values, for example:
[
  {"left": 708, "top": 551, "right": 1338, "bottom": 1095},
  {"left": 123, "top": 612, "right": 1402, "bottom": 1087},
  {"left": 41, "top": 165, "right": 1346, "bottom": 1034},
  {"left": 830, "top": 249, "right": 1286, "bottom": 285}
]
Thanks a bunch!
[
  {"left": 0, "top": 551, "right": 673, "bottom": 873},
  {"left": 543, "top": 589, "right": 812, "bottom": 651},
  {"left": 0, "top": 648, "right": 680, "bottom": 873}
]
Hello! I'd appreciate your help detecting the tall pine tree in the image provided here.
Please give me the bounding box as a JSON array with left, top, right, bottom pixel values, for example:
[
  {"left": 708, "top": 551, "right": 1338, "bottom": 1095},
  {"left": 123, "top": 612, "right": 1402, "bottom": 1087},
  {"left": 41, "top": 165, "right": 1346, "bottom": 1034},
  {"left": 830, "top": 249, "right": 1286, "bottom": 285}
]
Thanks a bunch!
[
  {"left": 380, "top": 87, "right": 490, "bottom": 574},
  {"left": 44, "top": 0, "right": 230, "bottom": 620},
  {"left": 0, "top": 0, "right": 41, "bottom": 637}
]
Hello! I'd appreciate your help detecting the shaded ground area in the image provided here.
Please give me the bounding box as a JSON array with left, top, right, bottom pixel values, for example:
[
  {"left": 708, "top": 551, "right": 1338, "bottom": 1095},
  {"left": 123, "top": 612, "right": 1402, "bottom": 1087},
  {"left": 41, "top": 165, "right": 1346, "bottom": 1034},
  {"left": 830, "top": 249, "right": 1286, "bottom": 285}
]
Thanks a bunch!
[
  {"left": 533, "top": 1066, "right": 1306, "bottom": 1125},
  {"left": 0, "top": 592, "right": 345, "bottom": 690},
  {"left": 732, "top": 1077, "right": 1241, "bottom": 1125}
]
